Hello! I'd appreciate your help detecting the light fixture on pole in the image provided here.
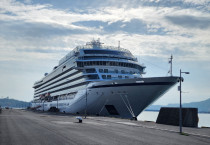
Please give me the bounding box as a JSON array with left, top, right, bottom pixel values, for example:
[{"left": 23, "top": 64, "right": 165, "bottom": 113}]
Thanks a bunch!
[{"left": 179, "top": 69, "right": 190, "bottom": 134}]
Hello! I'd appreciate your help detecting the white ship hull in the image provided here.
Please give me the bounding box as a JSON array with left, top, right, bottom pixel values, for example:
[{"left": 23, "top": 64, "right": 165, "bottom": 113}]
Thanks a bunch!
[{"left": 32, "top": 76, "right": 178, "bottom": 119}]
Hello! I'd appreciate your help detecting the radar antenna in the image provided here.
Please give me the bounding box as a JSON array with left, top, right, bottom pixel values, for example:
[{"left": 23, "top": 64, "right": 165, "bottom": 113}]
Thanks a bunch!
[{"left": 168, "top": 54, "right": 173, "bottom": 76}]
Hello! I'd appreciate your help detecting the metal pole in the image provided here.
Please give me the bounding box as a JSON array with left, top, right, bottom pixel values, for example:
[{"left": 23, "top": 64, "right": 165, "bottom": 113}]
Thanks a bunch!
[
  {"left": 85, "top": 88, "right": 87, "bottom": 118},
  {"left": 57, "top": 96, "right": 58, "bottom": 109},
  {"left": 43, "top": 100, "right": 44, "bottom": 111},
  {"left": 171, "top": 55, "right": 173, "bottom": 76},
  {"left": 179, "top": 69, "right": 182, "bottom": 134}
]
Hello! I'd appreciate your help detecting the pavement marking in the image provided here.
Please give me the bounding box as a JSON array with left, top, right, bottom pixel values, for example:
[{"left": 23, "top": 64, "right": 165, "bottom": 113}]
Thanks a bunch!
[
  {"left": 51, "top": 121, "right": 74, "bottom": 125},
  {"left": 85, "top": 121, "right": 107, "bottom": 126},
  {"left": 117, "top": 122, "right": 138, "bottom": 126},
  {"left": 51, "top": 121, "right": 107, "bottom": 126},
  {"left": 89, "top": 118, "right": 210, "bottom": 139},
  {"left": 184, "top": 132, "right": 210, "bottom": 139}
]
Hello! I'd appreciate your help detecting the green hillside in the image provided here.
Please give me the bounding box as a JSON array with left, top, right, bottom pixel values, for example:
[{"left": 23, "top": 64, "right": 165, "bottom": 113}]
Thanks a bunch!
[
  {"left": 0, "top": 98, "right": 31, "bottom": 108},
  {"left": 146, "top": 98, "right": 210, "bottom": 113}
]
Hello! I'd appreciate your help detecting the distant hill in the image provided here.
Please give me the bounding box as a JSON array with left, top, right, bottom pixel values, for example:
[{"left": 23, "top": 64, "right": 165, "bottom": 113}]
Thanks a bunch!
[
  {"left": 146, "top": 98, "right": 210, "bottom": 113},
  {"left": 0, "top": 98, "right": 31, "bottom": 108}
]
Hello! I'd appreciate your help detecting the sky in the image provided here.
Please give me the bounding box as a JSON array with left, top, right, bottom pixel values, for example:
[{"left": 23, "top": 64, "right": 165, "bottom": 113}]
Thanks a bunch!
[{"left": 0, "top": 0, "right": 210, "bottom": 105}]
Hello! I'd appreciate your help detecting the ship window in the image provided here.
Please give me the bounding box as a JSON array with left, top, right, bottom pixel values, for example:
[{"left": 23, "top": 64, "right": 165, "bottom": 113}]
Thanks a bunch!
[
  {"left": 99, "top": 69, "right": 103, "bottom": 73},
  {"left": 104, "top": 69, "right": 108, "bottom": 73},
  {"left": 121, "top": 70, "right": 125, "bottom": 74},
  {"left": 107, "top": 75, "right": 111, "bottom": 79},
  {"left": 82, "top": 61, "right": 143, "bottom": 71},
  {"left": 125, "top": 76, "right": 129, "bottom": 79},
  {"left": 118, "top": 75, "right": 122, "bottom": 78},
  {"left": 102, "top": 75, "right": 106, "bottom": 79},
  {"left": 63, "top": 65, "right": 66, "bottom": 68},
  {"left": 86, "top": 69, "right": 96, "bottom": 73},
  {"left": 53, "top": 66, "right": 58, "bottom": 70},
  {"left": 77, "top": 62, "right": 84, "bottom": 67},
  {"left": 87, "top": 75, "right": 99, "bottom": 80},
  {"left": 83, "top": 56, "right": 136, "bottom": 61},
  {"left": 84, "top": 50, "right": 132, "bottom": 58}
]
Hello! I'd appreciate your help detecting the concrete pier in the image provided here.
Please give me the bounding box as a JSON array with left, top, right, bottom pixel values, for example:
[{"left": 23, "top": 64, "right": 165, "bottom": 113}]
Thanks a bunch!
[{"left": 0, "top": 109, "right": 209, "bottom": 145}]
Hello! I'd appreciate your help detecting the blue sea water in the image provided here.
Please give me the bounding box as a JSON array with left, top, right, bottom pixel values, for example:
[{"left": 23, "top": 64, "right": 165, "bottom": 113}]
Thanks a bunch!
[{"left": 137, "top": 111, "right": 210, "bottom": 127}]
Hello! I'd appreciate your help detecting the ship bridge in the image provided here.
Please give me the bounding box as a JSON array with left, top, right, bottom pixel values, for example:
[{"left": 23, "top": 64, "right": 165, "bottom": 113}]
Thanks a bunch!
[{"left": 75, "top": 39, "right": 146, "bottom": 82}]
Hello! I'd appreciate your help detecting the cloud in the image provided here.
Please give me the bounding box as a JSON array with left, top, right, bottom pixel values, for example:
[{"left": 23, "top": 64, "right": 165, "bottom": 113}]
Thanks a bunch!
[
  {"left": 0, "top": 0, "right": 210, "bottom": 62},
  {"left": 16, "top": 48, "right": 68, "bottom": 54},
  {"left": 0, "top": 0, "right": 210, "bottom": 61},
  {"left": 182, "top": 0, "right": 210, "bottom": 5},
  {"left": 0, "top": 20, "right": 89, "bottom": 39},
  {"left": 166, "top": 15, "right": 210, "bottom": 29},
  {"left": 0, "top": 0, "right": 209, "bottom": 103},
  {"left": 73, "top": 19, "right": 150, "bottom": 34}
]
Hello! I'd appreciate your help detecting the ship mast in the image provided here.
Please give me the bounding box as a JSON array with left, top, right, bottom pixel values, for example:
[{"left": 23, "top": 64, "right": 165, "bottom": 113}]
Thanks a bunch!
[{"left": 168, "top": 54, "right": 173, "bottom": 76}]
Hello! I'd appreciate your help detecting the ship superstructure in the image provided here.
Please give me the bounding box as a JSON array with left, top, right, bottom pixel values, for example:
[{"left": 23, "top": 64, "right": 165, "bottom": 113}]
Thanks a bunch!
[{"left": 32, "top": 39, "right": 178, "bottom": 119}]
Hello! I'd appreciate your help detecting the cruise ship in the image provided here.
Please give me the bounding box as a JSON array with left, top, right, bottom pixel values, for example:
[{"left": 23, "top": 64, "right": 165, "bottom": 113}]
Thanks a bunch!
[{"left": 32, "top": 39, "right": 179, "bottom": 119}]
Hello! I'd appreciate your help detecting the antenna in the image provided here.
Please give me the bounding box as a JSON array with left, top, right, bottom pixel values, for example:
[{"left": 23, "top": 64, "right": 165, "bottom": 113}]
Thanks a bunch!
[
  {"left": 168, "top": 54, "right": 173, "bottom": 76},
  {"left": 118, "top": 41, "right": 120, "bottom": 48}
]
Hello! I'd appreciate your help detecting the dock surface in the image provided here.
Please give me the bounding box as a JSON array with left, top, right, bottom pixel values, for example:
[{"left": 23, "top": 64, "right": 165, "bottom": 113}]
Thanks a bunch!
[{"left": 0, "top": 109, "right": 209, "bottom": 145}]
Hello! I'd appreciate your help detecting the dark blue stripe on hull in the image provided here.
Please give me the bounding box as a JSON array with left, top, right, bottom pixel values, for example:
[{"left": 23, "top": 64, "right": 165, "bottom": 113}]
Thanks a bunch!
[{"left": 91, "top": 82, "right": 175, "bottom": 89}]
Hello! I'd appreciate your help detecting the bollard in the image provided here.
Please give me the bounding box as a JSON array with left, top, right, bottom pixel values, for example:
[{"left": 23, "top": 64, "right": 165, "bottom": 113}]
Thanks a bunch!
[{"left": 76, "top": 116, "right": 83, "bottom": 123}]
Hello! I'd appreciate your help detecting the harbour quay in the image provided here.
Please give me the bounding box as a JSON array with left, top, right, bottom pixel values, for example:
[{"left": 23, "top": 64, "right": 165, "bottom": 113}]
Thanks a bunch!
[{"left": 0, "top": 109, "right": 209, "bottom": 145}]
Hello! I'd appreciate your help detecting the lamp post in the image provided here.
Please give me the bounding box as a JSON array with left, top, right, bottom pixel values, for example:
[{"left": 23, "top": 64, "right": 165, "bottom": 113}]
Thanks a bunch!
[
  {"left": 57, "top": 95, "right": 59, "bottom": 110},
  {"left": 179, "top": 69, "right": 190, "bottom": 134},
  {"left": 43, "top": 100, "right": 45, "bottom": 111},
  {"left": 85, "top": 88, "right": 88, "bottom": 119}
]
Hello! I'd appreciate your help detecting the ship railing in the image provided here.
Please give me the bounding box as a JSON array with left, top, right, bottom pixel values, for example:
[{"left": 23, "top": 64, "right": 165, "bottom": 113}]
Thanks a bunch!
[
  {"left": 75, "top": 45, "right": 131, "bottom": 53},
  {"left": 76, "top": 58, "right": 138, "bottom": 64},
  {"left": 59, "top": 42, "right": 132, "bottom": 65},
  {"left": 77, "top": 55, "right": 136, "bottom": 62}
]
